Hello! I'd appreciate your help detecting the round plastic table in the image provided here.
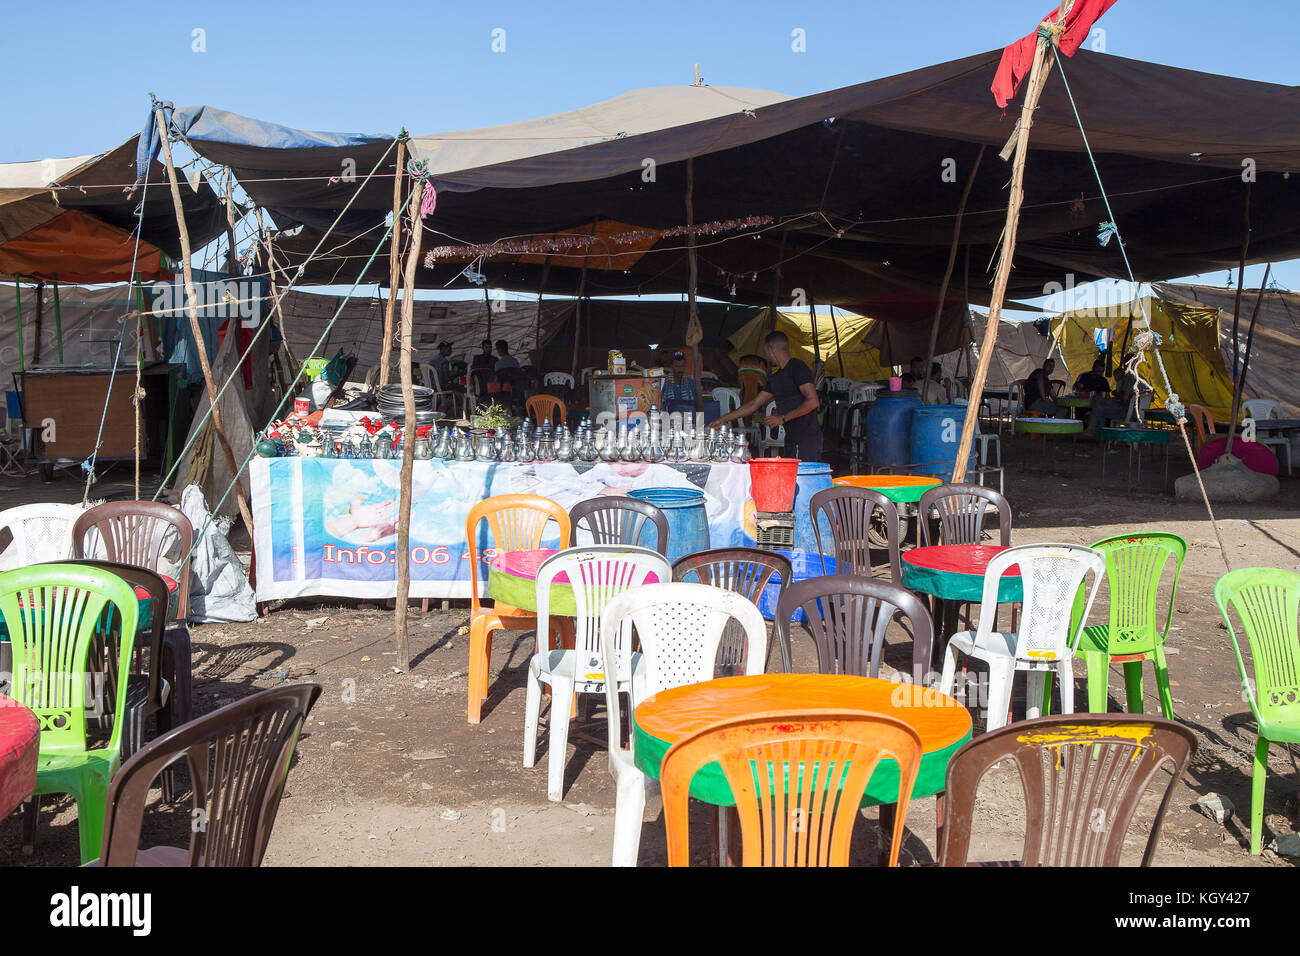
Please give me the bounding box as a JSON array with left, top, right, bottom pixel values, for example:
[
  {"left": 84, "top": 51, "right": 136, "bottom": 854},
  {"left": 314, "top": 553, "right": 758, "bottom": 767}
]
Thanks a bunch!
[
  {"left": 1057, "top": 396, "right": 1094, "bottom": 409},
  {"left": 832, "top": 474, "right": 942, "bottom": 504},
  {"left": 901, "top": 544, "right": 1023, "bottom": 604},
  {"left": 0, "top": 694, "right": 39, "bottom": 820},
  {"left": 633, "top": 673, "right": 971, "bottom": 806},
  {"left": 1015, "top": 417, "right": 1084, "bottom": 436},
  {"left": 487, "top": 549, "right": 574, "bottom": 615}
]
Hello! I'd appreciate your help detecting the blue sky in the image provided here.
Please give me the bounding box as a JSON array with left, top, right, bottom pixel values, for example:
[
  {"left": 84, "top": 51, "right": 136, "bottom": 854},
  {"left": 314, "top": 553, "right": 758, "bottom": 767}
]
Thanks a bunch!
[{"left": 2, "top": 0, "right": 1292, "bottom": 303}]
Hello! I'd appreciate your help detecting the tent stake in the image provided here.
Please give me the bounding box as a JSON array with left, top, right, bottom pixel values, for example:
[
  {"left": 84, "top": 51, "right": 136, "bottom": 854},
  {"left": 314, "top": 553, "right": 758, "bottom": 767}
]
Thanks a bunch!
[
  {"left": 154, "top": 106, "right": 256, "bottom": 537},
  {"left": 951, "top": 4, "right": 1068, "bottom": 484},
  {"left": 379, "top": 137, "right": 407, "bottom": 387},
  {"left": 394, "top": 179, "right": 426, "bottom": 670},
  {"left": 921, "top": 144, "right": 984, "bottom": 404}
]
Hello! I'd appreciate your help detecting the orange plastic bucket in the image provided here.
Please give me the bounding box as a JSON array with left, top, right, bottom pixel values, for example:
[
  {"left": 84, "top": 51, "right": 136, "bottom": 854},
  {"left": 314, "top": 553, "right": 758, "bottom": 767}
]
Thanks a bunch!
[{"left": 749, "top": 457, "right": 800, "bottom": 512}]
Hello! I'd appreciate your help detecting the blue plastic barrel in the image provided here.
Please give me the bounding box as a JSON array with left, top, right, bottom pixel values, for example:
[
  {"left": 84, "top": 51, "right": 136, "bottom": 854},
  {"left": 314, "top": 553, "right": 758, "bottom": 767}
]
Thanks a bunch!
[
  {"left": 756, "top": 549, "right": 837, "bottom": 621},
  {"left": 909, "top": 404, "right": 976, "bottom": 476},
  {"left": 628, "top": 487, "right": 710, "bottom": 564},
  {"left": 792, "top": 461, "right": 833, "bottom": 554},
  {"left": 865, "top": 393, "right": 922, "bottom": 470}
]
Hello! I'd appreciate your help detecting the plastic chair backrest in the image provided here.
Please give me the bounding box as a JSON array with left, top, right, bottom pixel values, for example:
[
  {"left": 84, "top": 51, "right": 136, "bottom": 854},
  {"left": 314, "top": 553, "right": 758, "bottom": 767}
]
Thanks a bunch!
[
  {"left": 939, "top": 714, "right": 1197, "bottom": 866},
  {"left": 761, "top": 401, "right": 785, "bottom": 445},
  {"left": 673, "top": 547, "right": 791, "bottom": 673},
  {"left": 712, "top": 387, "right": 741, "bottom": 416},
  {"left": 464, "top": 495, "right": 571, "bottom": 617},
  {"left": 974, "top": 544, "right": 1104, "bottom": 664},
  {"left": 98, "top": 683, "right": 321, "bottom": 866},
  {"left": 1074, "top": 533, "right": 1186, "bottom": 657},
  {"left": 662, "top": 709, "right": 923, "bottom": 866},
  {"left": 0, "top": 502, "right": 83, "bottom": 569},
  {"left": 535, "top": 546, "right": 669, "bottom": 672},
  {"left": 830, "top": 377, "right": 853, "bottom": 392},
  {"left": 72, "top": 500, "right": 194, "bottom": 621},
  {"left": 809, "top": 486, "right": 902, "bottom": 584},
  {"left": 526, "top": 394, "right": 566, "bottom": 426},
  {"left": 774, "top": 575, "right": 933, "bottom": 683},
  {"left": 580, "top": 367, "right": 597, "bottom": 385},
  {"left": 0, "top": 563, "right": 140, "bottom": 758},
  {"left": 600, "top": 582, "right": 767, "bottom": 703},
  {"left": 569, "top": 496, "right": 670, "bottom": 555},
  {"left": 1241, "top": 398, "right": 1281, "bottom": 421},
  {"left": 918, "top": 483, "right": 1011, "bottom": 547},
  {"left": 1215, "top": 567, "right": 1300, "bottom": 732},
  {"left": 1186, "top": 404, "right": 1214, "bottom": 451},
  {"left": 738, "top": 367, "right": 767, "bottom": 406},
  {"left": 543, "top": 372, "right": 575, "bottom": 390}
]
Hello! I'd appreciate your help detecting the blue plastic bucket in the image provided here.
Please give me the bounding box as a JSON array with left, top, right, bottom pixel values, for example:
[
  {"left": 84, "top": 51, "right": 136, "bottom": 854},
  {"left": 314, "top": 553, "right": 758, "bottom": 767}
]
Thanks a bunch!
[
  {"left": 792, "top": 461, "right": 833, "bottom": 554},
  {"left": 908, "top": 404, "right": 976, "bottom": 476},
  {"left": 756, "top": 549, "right": 837, "bottom": 621},
  {"left": 865, "top": 393, "right": 922, "bottom": 470},
  {"left": 628, "top": 487, "right": 710, "bottom": 564}
]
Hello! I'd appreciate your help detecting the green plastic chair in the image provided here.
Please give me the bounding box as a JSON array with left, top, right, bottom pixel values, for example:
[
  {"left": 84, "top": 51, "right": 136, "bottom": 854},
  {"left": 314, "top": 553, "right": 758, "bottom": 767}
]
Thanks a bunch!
[
  {"left": 1, "top": 563, "right": 140, "bottom": 863},
  {"left": 1215, "top": 567, "right": 1300, "bottom": 854},
  {"left": 1073, "top": 532, "right": 1185, "bottom": 719}
]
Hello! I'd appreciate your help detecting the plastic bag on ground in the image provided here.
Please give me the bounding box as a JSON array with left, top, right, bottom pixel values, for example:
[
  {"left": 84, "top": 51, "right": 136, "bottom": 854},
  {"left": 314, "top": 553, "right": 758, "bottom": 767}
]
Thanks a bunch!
[{"left": 179, "top": 484, "right": 256, "bottom": 622}]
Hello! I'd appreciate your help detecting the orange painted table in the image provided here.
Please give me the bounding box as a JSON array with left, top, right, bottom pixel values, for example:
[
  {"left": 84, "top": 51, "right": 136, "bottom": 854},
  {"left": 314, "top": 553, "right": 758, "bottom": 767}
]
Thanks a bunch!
[
  {"left": 832, "top": 474, "right": 941, "bottom": 504},
  {"left": 633, "top": 673, "right": 971, "bottom": 806}
]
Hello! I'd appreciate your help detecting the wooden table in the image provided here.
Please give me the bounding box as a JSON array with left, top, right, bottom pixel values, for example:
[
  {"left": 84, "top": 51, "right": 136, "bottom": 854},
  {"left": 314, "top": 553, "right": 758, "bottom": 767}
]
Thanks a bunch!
[
  {"left": 0, "top": 694, "right": 39, "bottom": 820},
  {"left": 634, "top": 673, "right": 971, "bottom": 864}
]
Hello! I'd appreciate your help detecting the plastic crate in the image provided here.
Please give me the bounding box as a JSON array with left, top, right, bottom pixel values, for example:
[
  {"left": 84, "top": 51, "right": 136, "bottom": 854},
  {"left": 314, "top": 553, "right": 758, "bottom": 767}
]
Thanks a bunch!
[{"left": 753, "top": 510, "right": 795, "bottom": 550}]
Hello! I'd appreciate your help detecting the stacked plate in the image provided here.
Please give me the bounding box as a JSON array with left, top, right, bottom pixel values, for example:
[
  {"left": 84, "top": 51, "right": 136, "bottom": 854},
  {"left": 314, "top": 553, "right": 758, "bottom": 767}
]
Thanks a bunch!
[{"left": 377, "top": 384, "right": 436, "bottom": 425}]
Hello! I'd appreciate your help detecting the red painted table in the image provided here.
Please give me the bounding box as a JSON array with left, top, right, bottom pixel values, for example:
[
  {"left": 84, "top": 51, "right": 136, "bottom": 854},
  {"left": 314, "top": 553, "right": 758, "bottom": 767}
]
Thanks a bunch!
[
  {"left": 0, "top": 694, "right": 39, "bottom": 819},
  {"left": 902, "top": 544, "right": 1022, "bottom": 604}
]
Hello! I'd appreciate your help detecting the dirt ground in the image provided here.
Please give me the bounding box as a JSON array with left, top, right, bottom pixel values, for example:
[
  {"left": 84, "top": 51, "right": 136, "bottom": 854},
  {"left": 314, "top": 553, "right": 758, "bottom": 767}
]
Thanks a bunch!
[{"left": 3, "top": 430, "right": 1300, "bottom": 867}]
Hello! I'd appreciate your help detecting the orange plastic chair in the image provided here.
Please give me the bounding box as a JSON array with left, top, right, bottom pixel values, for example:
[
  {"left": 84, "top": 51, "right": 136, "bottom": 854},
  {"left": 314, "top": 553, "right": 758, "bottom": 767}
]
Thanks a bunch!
[
  {"left": 661, "top": 709, "right": 923, "bottom": 867},
  {"left": 525, "top": 394, "right": 566, "bottom": 428},
  {"left": 1186, "top": 404, "right": 1214, "bottom": 454},
  {"left": 466, "top": 495, "right": 572, "bottom": 724}
]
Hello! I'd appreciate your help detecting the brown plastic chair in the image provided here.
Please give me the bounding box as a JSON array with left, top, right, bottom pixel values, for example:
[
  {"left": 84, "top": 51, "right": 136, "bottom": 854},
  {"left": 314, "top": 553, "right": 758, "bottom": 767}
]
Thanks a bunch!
[
  {"left": 938, "top": 714, "right": 1197, "bottom": 867},
  {"left": 1187, "top": 404, "right": 1214, "bottom": 454},
  {"left": 672, "top": 547, "right": 792, "bottom": 674},
  {"left": 465, "top": 494, "right": 572, "bottom": 723},
  {"left": 525, "top": 394, "right": 566, "bottom": 428},
  {"left": 95, "top": 682, "right": 321, "bottom": 867},
  {"left": 72, "top": 500, "right": 194, "bottom": 622},
  {"left": 918, "top": 483, "right": 1011, "bottom": 547},
  {"left": 774, "top": 575, "right": 933, "bottom": 683},
  {"left": 809, "top": 486, "right": 902, "bottom": 584},
  {"left": 662, "top": 709, "right": 923, "bottom": 867},
  {"left": 569, "top": 496, "right": 670, "bottom": 556}
]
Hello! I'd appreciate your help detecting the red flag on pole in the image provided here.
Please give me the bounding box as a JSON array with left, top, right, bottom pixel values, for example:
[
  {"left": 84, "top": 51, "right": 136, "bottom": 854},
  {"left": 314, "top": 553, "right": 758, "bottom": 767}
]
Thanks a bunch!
[{"left": 991, "top": 0, "right": 1119, "bottom": 108}]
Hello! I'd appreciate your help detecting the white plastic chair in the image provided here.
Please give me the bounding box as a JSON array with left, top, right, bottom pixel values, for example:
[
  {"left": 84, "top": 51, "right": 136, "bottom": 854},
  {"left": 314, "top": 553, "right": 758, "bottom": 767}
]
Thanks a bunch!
[
  {"left": 955, "top": 398, "right": 1001, "bottom": 471},
  {"left": 544, "top": 372, "right": 575, "bottom": 391},
  {"left": 423, "top": 363, "right": 469, "bottom": 419},
  {"left": 525, "top": 546, "right": 669, "bottom": 802},
  {"left": 599, "top": 581, "right": 768, "bottom": 866},
  {"left": 757, "top": 400, "right": 785, "bottom": 457},
  {"left": 0, "top": 503, "right": 83, "bottom": 571},
  {"left": 580, "top": 367, "right": 597, "bottom": 385},
  {"left": 712, "top": 386, "right": 741, "bottom": 417},
  {"left": 939, "top": 544, "right": 1105, "bottom": 732}
]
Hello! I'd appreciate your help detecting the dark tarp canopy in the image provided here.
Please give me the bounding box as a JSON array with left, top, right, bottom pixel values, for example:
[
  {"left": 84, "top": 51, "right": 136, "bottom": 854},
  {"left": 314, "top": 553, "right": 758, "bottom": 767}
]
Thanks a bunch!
[{"left": 173, "top": 48, "right": 1300, "bottom": 323}]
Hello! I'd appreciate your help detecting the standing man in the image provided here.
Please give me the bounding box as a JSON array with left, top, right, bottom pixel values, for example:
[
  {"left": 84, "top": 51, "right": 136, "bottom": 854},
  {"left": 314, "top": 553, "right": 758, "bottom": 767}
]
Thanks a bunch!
[
  {"left": 431, "top": 341, "right": 455, "bottom": 391},
  {"left": 470, "top": 338, "right": 496, "bottom": 396},
  {"left": 713, "top": 330, "right": 822, "bottom": 460}
]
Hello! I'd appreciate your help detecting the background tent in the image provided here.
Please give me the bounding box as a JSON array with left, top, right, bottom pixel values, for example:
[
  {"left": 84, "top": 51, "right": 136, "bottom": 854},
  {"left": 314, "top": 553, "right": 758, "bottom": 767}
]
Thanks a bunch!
[
  {"left": 938, "top": 313, "right": 1060, "bottom": 389},
  {"left": 1051, "top": 295, "right": 1235, "bottom": 421},
  {"left": 728, "top": 308, "right": 891, "bottom": 382}
]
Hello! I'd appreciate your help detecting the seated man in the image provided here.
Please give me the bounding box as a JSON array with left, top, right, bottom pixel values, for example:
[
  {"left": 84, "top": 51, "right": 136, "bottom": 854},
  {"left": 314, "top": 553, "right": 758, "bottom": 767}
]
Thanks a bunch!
[
  {"left": 470, "top": 339, "right": 496, "bottom": 395},
  {"left": 661, "top": 350, "right": 697, "bottom": 409},
  {"left": 1083, "top": 355, "right": 1153, "bottom": 436},
  {"left": 1073, "top": 358, "right": 1111, "bottom": 395},
  {"left": 493, "top": 339, "right": 523, "bottom": 403},
  {"left": 1023, "top": 358, "right": 1067, "bottom": 417},
  {"left": 900, "top": 355, "right": 924, "bottom": 386}
]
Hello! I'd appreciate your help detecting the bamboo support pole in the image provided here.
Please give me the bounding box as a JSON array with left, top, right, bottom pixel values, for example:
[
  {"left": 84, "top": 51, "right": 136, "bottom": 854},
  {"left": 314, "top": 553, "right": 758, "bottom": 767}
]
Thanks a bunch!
[
  {"left": 921, "top": 145, "right": 984, "bottom": 405},
  {"left": 379, "top": 139, "right": 407, "bottom": 387},
  {"left": 951, "top": 6, "right": 1068, "bottom": 484},
  {"left": 685, "top": 159, "right": 703, "bottom": 413},
  {"left": 1224, "top": 264, "right": 1271, "bottom": 454},
  {"left": 1230, "top": 183, "right": 1252, "bottom": 380},
  {"left": 155, "top": 106, "right": 255, "bottom": 535},
  {"left": 393, "top": 179, "right": 426, "bottom": 669},
  {"left": 52, "top": 276, "right": 64, "bottom": 364}
]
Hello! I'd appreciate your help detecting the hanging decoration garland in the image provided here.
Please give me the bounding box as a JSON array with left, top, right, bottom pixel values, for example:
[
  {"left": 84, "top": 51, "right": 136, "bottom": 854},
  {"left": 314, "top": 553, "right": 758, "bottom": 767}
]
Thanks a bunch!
[{"left": 421, "top": 215, "right": 773, "bottom": 266}]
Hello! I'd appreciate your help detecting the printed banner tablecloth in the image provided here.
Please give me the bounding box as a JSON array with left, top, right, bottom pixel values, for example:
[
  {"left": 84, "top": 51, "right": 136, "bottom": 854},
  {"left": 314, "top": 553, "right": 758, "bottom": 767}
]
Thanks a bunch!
[{"left": 250, "top": 458, "right": 754, "bottom": 601}]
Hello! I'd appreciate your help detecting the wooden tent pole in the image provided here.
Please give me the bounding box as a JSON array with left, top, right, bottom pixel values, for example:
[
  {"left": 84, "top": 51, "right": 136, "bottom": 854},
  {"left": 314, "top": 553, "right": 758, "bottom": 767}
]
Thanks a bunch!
[
  {"left": 32, "top": 282, "right": 43, "bottom": 366},
  {"left": 155, "top": 106, "right": 255, "bottom": 536},
  {"left": 685, "top": 160, "right": 703, "bottom": 414},
  {"left": 379, "top": 138, "right": 407, "bottom": 387},
  {"left": 13, "top": 277, "right": 24, "bottom": 374},
  {"left": 921, "top": 144, "right": 984, "bottom": 404},
  {"left": 393, "top": 179, "right": 426, "bottom": 669},
  {"left": 570, "top": 222, "right": 595, "bottom": 381},
  {"left": 828, "top": 305, "right": 846, "bottom": 377},
  {"left": 1224, "top": 264, "right": 1271, "bottom": 455},
  {"left": 52, "top": 276, "right": 64, "bottom": 364},
  {"left": 951, "top": 5, "right": 1068, "bottom": 484},
  {"left": 254, "top": 209, "right": 300, "bottom": 375},
  {"left": 534, "top": 257, "right": 551, "bottom": 364},
  {"left": 1229, "top": 182, "right": 1252, "bottom": 380},
  {"left": 765, "top": 231, "right": 788, "bottom": 333}
]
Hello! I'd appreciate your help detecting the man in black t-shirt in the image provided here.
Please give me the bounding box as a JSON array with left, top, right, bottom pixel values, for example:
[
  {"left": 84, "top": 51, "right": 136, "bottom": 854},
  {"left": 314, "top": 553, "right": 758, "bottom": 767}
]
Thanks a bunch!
[{"left": 712, "top": 330, "right": 823, "bottom": 460}]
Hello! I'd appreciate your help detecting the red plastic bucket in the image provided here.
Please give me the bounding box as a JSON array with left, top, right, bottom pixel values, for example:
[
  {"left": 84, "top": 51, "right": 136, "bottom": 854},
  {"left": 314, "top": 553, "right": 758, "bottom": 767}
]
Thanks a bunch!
[{"left": 749, "top": 457, "right": 800, "bottom": 512}]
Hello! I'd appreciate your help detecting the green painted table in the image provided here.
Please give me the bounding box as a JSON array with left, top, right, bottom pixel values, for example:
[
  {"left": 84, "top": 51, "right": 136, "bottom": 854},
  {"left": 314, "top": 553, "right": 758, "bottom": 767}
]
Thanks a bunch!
[
  {"left": 633, "top": 673, "right": 971, "bottom": 808},
  {"left": 1098, "top": 427, "right": 1172, "bottom": 488},
  {"left": 832, "top": 474, "right": 941, "bottom": 504},
  {"left": 487, "top": 549, "right": 575, "bottom": 615},
  {"left": 1057, "top": 396, "right": 1094, "bottom": 410}
]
